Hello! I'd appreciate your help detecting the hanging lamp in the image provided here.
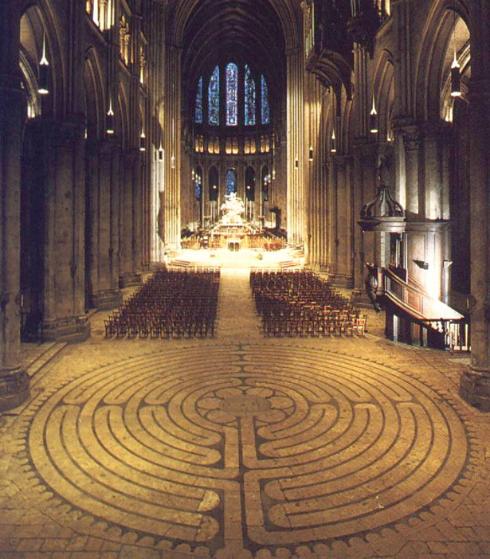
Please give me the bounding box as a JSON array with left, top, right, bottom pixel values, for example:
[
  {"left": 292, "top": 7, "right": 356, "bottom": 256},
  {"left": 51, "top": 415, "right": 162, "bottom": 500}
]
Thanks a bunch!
[
  {"left": 38, "top": 34, "right": 50, "bottom": 95},
  {"left": 330, "top": 129, "right": 337, "bottom": 153},
  {"left": 106, "top": 98, "right": 115, "bottom": 136},
  {"left": 450, "top": 5, "right": 462, "bottom": 98},
  {"left": 369, "top": 97, "right": 379, "bottom": 134}
]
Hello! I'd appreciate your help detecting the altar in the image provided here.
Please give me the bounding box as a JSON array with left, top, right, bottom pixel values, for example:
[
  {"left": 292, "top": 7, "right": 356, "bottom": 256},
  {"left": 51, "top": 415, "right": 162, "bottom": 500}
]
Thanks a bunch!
[
  {"left": 182, "top": 193, "right": 287, "bottom": 252},
  {"left": 208, "top": 193, "right": 260, "bottom": 250}
]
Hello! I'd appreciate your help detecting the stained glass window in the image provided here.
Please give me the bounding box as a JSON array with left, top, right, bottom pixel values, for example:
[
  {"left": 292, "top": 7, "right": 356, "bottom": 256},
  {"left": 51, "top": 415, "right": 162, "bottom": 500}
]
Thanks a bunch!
[
  {"left": 208, "top": 66, "right": 220, "bottom": 126},
  {"left": 244, "top": 65, "right": 256, "bottom": 126},
  {"left": 226, "top": 62, "right": 238, "bottom": 126},
  {"left": 195, "top": 169, "right": 202, "bottom": 200},
  {"left": 195, "top": 77, "right": 203, "bottom": 124},
  {"left": 226, "top": 169, "right": 237, "bottom": 195},
  {"left": 261, "top": 74, "right": 270, "bottom": 125}
]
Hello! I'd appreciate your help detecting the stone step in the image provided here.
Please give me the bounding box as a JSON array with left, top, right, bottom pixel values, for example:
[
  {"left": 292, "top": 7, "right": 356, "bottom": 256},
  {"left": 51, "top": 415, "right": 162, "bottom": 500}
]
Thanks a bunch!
[{"left": 25, "top": 342, "right": 66, "bottom": 378}]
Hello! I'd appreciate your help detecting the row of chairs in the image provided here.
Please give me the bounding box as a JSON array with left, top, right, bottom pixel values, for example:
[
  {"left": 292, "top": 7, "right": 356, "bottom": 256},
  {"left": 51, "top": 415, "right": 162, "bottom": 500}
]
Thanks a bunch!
[
  {"left": 251, "top": 270, "right": 367, "bottom": 338},
  {"left": 104, "top": 269, "right": 220, "bottom": 339},
  {"left": 262, "top": 315, "right": 367, "bottom": 337}
]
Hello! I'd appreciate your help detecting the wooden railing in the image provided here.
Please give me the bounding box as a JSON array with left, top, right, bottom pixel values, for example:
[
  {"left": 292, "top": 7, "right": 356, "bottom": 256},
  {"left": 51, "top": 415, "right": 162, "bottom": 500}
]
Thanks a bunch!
[{"left": 382, "top": 268, "right": 470, "bottom": 351}]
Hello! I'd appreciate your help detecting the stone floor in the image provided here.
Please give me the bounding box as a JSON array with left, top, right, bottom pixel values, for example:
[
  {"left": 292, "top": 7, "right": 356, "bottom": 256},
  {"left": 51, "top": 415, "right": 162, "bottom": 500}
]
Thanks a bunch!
[{"left": 1, "top": 271, "right": 489, "bottom": 559}]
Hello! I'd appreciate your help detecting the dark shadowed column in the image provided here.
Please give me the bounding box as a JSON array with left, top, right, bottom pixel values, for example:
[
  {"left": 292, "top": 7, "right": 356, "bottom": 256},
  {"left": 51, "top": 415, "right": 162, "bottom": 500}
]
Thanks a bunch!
[
  {"left": 460, "top": 1, "right": 490, "bottom": 409},
  {"left": 0, "top": 1, "right": 30, "bottom": 410}
]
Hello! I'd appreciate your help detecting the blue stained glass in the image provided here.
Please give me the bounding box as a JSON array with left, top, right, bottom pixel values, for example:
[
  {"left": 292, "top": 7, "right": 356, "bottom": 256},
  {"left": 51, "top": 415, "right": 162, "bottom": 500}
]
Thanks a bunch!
[
  {"left": 195, "top": 170, "right": 202, "bottom": 200},
  {"left": 244, "top": 65, "right": 256, "bottom": 126},
  {"left": 195, "top": 77, "right": 203, "bottom": 124},
  {"left": 208, "top": 66, "right": 220, "bottom": 126},
  {"left": 226, "top": 169, "right": 237, "bottom": 195},
  {"left": 261, "top": 75, "right": 270, "bottom": 125},
  {"left": 226, "top": 62, "right": 238, "bottom": 126}
]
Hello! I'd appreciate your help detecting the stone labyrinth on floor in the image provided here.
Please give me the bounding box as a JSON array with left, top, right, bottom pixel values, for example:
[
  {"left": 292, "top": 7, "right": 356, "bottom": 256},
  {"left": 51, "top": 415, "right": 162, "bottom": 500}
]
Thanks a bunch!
[{"left": 27, "top": 344, "right": 469, "bottom": 556}]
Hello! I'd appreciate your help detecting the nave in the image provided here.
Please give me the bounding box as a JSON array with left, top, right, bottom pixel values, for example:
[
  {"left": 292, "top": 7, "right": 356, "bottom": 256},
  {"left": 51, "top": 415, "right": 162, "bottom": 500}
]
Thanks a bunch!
[
  {"left": 1, "top": 0, "right": 490, "bottom": 557},
  {"left": 0, "top": 266, "right": 489, "bottom": 559}
]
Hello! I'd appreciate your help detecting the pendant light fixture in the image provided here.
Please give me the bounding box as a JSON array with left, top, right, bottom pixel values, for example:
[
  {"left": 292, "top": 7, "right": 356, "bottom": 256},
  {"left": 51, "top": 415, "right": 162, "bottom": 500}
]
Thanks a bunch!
[
  {"left": 38, "top": 34, "right": 50, "bottom": 95},
  {"left": 369, "top": 97, "right": 379, "bottom": 134},
  {"left": 139, "top": 129, "right": 146, "bottom": 152},
  {"left": 450, "top": 4, "right": 462, "bottom": 98},
  {"left": 330, "top": 129, "right": 337, "bottom": 153},
  {"left": 451, "top": 56, "right": 462, "bottom": 97},
  {"left": 106, "top": 97, "right": 115, "bottom": 136}
]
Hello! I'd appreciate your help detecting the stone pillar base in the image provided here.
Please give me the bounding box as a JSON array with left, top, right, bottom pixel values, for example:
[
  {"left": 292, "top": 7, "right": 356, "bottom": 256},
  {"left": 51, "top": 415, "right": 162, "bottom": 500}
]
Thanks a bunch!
[
  {"left": 330, "top": 274, "right": 354, "bottom": 289},
  {"left": 0, "top": 368, "right": 30, "bottom": 412},
  {"left": 41, "top": 315, "right": 90, "bottom": 343},
  {"left": 460, "top": 367, "right": 490, "bottom": 411},
  {"left": 351, "top": 288, "right": 376, "bottom": 309},
  {"left": 119, "top": 273, "right": 142, "bottom": 288},
  {"left": 92, "top": 288, "right": 122, "bottom": 310}
]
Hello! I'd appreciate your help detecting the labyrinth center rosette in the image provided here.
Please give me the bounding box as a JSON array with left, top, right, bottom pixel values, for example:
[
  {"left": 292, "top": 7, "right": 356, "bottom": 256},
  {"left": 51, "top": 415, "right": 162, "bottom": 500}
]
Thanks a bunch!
[{"left": 28, "top": 346, "right": 468, "bottom": 549}]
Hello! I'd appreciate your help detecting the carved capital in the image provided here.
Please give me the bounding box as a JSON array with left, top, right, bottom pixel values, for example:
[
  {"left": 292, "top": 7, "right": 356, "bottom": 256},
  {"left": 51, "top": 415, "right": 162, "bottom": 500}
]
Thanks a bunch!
[{"left": 399, "top": 125, "right": 422, "bottom": 151}]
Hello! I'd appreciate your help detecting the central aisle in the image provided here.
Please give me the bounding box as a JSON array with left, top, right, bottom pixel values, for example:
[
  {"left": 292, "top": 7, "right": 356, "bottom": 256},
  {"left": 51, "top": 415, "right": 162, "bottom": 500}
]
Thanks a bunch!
[{"left": 216, "top": 268, "right": 262, "bottom": 340}]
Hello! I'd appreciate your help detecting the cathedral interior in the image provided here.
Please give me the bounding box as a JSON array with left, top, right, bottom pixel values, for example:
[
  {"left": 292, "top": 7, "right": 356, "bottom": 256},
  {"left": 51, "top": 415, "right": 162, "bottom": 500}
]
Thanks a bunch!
[{"left": 0, "top": 1, "right": 490, "bottom": 558}]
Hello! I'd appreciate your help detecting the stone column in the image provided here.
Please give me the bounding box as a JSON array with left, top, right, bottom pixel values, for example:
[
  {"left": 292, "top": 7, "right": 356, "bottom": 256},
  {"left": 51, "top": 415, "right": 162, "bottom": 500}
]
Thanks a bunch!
[
  {"left": 333, "top": 155, "right": 354, "bottom": 287},
  {"left": 399, "top": 125, "right": 422, "bottom": 217},
  {"left": 286, "top": 48, "right": 306, "bottom": 247},
  {"left": 351, "top": 40, "right": 378, "bottom": 298},
  {"left": 391, "top": 0, "right": 413, "bottom": 121},
  {"left": 352, "top": 141, "right": 378, "bottom": 297},
  {"left": 38, "top": 118, "right": 89, "bottom": 342},
  {"left": 460, "top": 2, "right": 490, "bottom": 408},
  {"left": 422, "top": 121, "right": 451, "bottom": 221},
  {"left": 90, "top": 140, "right": 122, "bottom": 308},
  {"left": 109, "top": 143, "right": 122, "bottom": 294},
  {"left": 0, "top": 2, "right": 30, "bottom": 410},
  {"left": 120, "top": 149, "right": 141, "bottom": 287},
  {"left": 133, "top": 148, "right": 144, "bottom": 273},
  {"left": 163, "top": 44, "right": 182, "bottom": 250}
]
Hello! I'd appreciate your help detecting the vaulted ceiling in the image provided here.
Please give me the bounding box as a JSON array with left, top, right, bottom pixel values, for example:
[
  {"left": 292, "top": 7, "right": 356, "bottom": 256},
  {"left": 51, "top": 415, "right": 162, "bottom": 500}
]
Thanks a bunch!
[{"left": 169, "top": 0, "right": 288, "bottom": 116}]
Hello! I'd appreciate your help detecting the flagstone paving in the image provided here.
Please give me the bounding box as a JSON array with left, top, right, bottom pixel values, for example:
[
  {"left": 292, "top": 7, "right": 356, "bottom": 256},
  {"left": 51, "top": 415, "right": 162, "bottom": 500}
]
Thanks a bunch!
[{"left": 1, "top": 276, "right": 489, "bottom": 559}]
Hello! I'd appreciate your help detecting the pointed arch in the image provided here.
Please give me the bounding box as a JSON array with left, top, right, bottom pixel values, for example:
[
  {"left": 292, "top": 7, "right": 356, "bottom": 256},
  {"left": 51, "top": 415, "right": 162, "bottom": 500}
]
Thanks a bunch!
[
  {"left": 414, "top": 0, "right": 471, "bottom": 121},
  {"left": 372, "top": 50, "right": 395, "bottom": 141},
  {"left": 83, "top": 47, "right": 105, "bottom": 140},
  {"left": 20, "top": 1, "right": 66, "bottom": 118}
]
